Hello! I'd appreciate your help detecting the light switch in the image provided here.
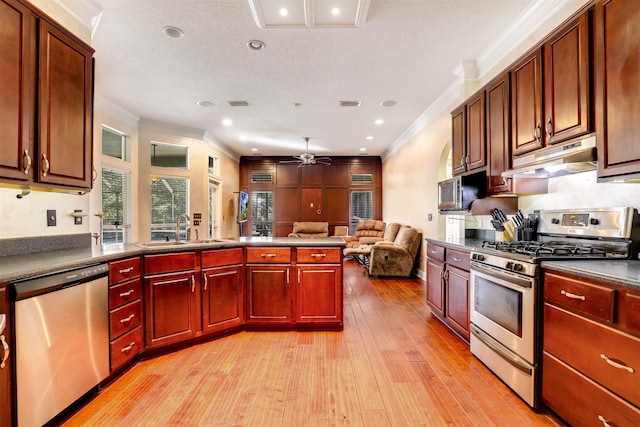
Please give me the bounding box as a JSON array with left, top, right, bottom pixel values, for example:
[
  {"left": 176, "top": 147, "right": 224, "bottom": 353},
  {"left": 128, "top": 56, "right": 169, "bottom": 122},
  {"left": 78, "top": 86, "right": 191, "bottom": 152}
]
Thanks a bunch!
[{"left": 47, "top": 210, "right": 57, "bottom": 226}]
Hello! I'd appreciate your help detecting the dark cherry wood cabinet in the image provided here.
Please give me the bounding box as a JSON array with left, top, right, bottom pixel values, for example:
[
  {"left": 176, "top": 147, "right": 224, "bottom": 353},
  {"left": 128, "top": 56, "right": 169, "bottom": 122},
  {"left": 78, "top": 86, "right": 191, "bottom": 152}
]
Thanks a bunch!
[
  {"left": 0, "top": 0, "right": 34, "bottom": 183},
  {"left": 543, "top": 13, "right": 591, "bottom": 145},
  {"left": 201, "top": 248, "right": 244, "bottom": 334},
  {"left": 485, "top": 73, "right": 512, "bottom": 194},
  {"left": 246, "top": 247, "right": 293, "bottom": 325},
  {"left": 0, "top": 0, "right": 94, "bottom": 190},
  {"left": 296, "top": 248, "right": 343, "bottom": 328},
  {"left": 511, "top": 49, "right": 544, "bottom": 156},
  {"left": 543, "top": 269, "right": 640, "bottom": 426},
  {"left": 144, "top": 252, "right": 197, "bottom": 348},
  {"left": 108, "top": 257, "right": 143, "bottom": 372},
  {"left": 595, "top": 0, "right": 640, "bottom": 180},
  {"left": 426, "top": 243, "right": 445, "bottom": 318},
  {"left": 451, "top": 105, "right": 467, "bottom": 176},
  {"left": 0, "top": 285, "right": 12, "bottom": 426},
  {"left": 465, "top": 92, "right": 486, "bottom": 172}
]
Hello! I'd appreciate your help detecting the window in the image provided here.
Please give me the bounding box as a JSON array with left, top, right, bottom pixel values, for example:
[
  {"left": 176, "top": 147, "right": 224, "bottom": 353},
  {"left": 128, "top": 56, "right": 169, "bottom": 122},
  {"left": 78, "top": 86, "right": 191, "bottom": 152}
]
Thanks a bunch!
[
  {"left": 102, "top": 127, "right": 128, "bottom": 161},
  {"left": 208, "top": 183, "right": 217, "bottom": 239},
  {"left": 251, "top": 191, "right": 273, "bottom": 236},
  {"left": 150, "top": 176, "right": 189, "bottom": 241},
  {"left": 351, "top": 191, "right": 373, "bottom": 233},
  {"left": 208, "top": 154, "right": 219, "bottom": 176},
  {"left": 101, "top": 168, "right": 132, "bottom": 243},
  {"left": 150, "top": 142, "right": 189, "bottom": 169}
]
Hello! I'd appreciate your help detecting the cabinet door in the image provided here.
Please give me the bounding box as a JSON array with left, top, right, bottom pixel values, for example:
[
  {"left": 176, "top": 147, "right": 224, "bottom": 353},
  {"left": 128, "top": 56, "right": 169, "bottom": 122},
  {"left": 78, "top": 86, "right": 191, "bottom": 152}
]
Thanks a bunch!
[
  {"left": 466, "top": 92, "right": 486, "bottom": 171},
  {"left": 445, "top": 266, "right": 470, "bottom": 341},
  {"left": 596, "top": 0, "right": 640, "bottom": 179},
  {"left": 511, "top": 49, "right": 544, "bottom": 156},
  {"left": 544, "top": 13, "right": 590, "bottom": 145},
  {"left": 0, "top": 0, "right": 34, "bottom": 182},
  {"left": 451, "top": 105, "right": 467, "bottom": 175},
  {"left": 426, "top": 259, "right": 445, "bottom": 318},
  {"left": 486, "top": 73, "right": 512, "bottom": 194},
  {"left": 296, "top": 265, "right": 342, "bottom": 325},
  {"left": 0, "top": 286, "right": 11, "bottom": 425},
  {"left": 37, "top": 19, "right": 93, "bottom": 189},
  {"left": 144, "top": 271, "right": 197, "bottom": 348},
  {"left": 246, "top": 265, "right": 292, "bottom": 324},
  {"left": 202, "top": 265, "right": 244, "bottom": 334}
]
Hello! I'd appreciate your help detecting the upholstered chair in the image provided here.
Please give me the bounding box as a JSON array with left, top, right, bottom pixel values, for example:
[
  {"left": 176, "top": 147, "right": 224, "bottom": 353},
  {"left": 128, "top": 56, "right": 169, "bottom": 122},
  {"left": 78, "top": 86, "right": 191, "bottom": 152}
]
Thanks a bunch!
[
  {"left": 343, "top": 220, "right": 386, "bottom": 248},
  {"left": 368, "top": 226, "right": 422, "bottom": 277},
  {"left": 288, "top": 221, "right": 329, "bottom": 238}
]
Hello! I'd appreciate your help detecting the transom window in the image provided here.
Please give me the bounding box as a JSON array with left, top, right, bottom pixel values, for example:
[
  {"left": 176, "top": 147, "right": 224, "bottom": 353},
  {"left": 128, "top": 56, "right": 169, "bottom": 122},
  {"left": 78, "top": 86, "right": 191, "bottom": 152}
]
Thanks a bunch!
[{"left": 150, "top": 142, "right": 189, "bottom": 169}]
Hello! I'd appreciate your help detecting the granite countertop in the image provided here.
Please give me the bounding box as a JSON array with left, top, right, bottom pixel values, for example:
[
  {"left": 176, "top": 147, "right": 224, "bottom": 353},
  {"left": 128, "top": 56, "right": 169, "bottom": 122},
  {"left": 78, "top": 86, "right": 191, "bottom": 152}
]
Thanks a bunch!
[
  {"left": 425, "top": 236, "right": 486, "bottom": 251},
  {"left": 0, "top": 237, "right": 346, "bottom": 283},
  {"left": 541, "top": 260, "right": 640, "bottom": 291}
]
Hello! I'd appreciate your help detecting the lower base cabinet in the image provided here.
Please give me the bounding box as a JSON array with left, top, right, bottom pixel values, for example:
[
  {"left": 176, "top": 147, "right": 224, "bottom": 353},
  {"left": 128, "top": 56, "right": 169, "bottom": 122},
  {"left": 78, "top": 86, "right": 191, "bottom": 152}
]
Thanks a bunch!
[
  {"left": 297, "top": 264, "right": 342, "bottom": 325},
  {"left": 202, "top": 248, "right": 245, "bottom": 335},
  {"left": 246, "top": 265, "right": 292, "bottom": 324},
  {"left": 0, "top": 286, "right": 11, "bottom": 424},
  {"left": 445, "top": 265, "right": 470, "bottom": 341}
]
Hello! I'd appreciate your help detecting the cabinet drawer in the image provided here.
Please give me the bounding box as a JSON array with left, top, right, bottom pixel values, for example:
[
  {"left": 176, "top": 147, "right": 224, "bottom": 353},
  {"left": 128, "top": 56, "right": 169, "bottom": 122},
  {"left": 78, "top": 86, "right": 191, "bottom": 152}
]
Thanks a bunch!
[
  {"left": 544, "top": 271, "right": 615, "bottom": 323},
  {"left": 626, "top": 293, "right": 640, "bottom": 337},
  {"left": 543, "top": 352, "right": 640, "bottom": 427},
  {"left": 110, "top": 326, "right": 142, "bottom": 372},
  {"left": 426, "top": 243, "right": 445, "bottom": 262},
  {"left": 202, "top": 248, "right": 243, "bottom": 268},
  {"left": 144, "top": 252, "right": 195, "bottom": 275},
  {"left": 297, "top": 248, "right": 341, "bottom": 264},
  {"left": 246, "top": 247, "right": 291, "bottom": 264},
  {"left": 110, "top": 257, "right": 141, "bottom": 284},
  {"left": 109, "top": 278, "right": 142, "bottom": 309},
  {"left": 110, "top": 300, "right": 142, "bottom": 339},
  {"left": 446, "top": 249, "right": 470, "bottom": 271},
  {"left": 544, "top": 304, "right": 640, "bottom": 407}
]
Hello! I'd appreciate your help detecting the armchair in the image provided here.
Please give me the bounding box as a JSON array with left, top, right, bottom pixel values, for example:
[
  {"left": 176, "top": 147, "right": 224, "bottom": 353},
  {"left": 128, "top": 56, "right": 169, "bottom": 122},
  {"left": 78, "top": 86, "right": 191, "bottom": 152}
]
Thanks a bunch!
[
  {"left": 288, "top": 221, "right": 329, "bottom": 238},
  {"left": 343, "top": 220, "right": 386, "bottom": 248},
  {"left": 368, "top": 225, "right": 422, "bottom": 277}
]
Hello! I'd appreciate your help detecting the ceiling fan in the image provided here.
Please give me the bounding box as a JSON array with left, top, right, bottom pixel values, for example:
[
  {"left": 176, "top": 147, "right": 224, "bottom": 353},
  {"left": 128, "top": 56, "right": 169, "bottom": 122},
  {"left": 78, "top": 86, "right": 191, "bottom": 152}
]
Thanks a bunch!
[{"left": 279, "top": 137, "right": 331, "bottom": 167}]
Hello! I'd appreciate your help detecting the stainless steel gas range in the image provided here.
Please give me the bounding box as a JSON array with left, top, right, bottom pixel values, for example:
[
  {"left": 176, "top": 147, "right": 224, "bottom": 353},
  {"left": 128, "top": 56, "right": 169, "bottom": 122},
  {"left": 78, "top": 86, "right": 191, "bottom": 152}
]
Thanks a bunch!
[{"left": 468, "top": 207, "right": 640, "bottom": 408}]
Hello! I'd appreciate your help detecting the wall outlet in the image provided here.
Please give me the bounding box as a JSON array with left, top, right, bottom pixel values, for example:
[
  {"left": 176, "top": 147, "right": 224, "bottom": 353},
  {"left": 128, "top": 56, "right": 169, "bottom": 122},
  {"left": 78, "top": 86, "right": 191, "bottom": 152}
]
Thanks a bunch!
[
  {"left": 428, "top": 213, "right": 433, "bottom": 221},
  {"left": 74, "top": 209, "right": 83, "bottom": 225},
  {"left": 47, "top": 210, "right": 57, "bottom": 226}
]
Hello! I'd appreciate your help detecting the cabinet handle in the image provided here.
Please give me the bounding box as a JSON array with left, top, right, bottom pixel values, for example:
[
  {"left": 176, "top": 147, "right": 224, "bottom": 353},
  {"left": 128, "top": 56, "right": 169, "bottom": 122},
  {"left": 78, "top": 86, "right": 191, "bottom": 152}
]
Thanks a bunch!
[
  {"left": 311, "top": 253, "right": 326, "bottom": 258},
  {"left": 120, "top": 342, "right": 136, "bottom": 353},
  {"left": 452, "top": 256, "right": 461, "bottom": 262},
  {"left": 533, "top": 124, "right": 542, "bottom": 143},
  {"left": 119, "top": 289, "right": 135, "bottom": 298},
  {"left": 261, "top": 253, "right": 277, "bottom": 258},
  {"left": 560, "top": 289, "right": 586, "bottom": 301},
  {"left": 23, "top": 149, "right": 31, "bottom": 174},
  {"left": 191, "top": 275, "right": 195, "bottom": 292},
  {"left": 597, "top": 415, "right": 613, "bottom": 427},
  {"left": 120, "top": 313, "right": 135, "bottom": 325},
  {"left": 41, "top": 153, "right": 50, "bottom": 177},
  {"left": 546, "top": 118, "right": 553, "bottom": 137},
  {"left": 286, "top": 269, "right": 290, "bottom": 284},
  {"left": 203, "top": 272, "right": 208, "bottom": 291},
  {"left": 600, "top": 353, "right": 635, "bottom": 373},
  {"left": 119, "top": 266, "right": 134, "bottom": 275},
  {"left": 465, "top": 155, "right": 470, "bottom": 167},
  {"left": 0, "top": 335, "right": 9, "bottom": 369},
  {"left": 298, "top": 268, "right": 301, "bottom": 283}
]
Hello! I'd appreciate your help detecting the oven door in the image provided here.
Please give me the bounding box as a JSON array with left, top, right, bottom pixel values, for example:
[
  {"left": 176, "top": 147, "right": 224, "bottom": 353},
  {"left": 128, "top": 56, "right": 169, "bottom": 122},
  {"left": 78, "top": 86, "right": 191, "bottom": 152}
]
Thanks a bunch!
[{"left": 469, "top": 261, "right": 536, "bottom": 364}]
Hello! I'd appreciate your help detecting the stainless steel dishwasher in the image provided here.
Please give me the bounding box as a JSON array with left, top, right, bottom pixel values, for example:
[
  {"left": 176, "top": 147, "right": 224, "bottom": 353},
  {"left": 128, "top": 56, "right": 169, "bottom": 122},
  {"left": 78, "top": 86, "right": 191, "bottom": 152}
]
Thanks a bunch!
[{"left": 12, "top": 263, "right": 110, "bottom": 427}]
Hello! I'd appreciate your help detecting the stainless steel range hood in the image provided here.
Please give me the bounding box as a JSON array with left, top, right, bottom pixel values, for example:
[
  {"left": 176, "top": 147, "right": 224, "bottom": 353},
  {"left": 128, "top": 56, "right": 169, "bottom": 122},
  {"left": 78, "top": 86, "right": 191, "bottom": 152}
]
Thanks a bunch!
[{"left": 502, "top": 135, "right": 596, "bottom": 179}]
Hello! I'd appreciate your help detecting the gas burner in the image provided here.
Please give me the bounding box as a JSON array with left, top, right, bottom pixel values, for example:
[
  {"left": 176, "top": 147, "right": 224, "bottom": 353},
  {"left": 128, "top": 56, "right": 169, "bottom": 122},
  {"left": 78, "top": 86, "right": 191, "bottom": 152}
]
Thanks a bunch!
[{"left": 481, "top": 240, "right": 616, "bottom": 258}]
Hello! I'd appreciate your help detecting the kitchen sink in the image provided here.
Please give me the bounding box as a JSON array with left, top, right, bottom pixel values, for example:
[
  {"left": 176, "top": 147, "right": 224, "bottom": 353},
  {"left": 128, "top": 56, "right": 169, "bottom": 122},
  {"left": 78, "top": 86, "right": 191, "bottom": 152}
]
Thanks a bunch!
[
  {"left": 185, "top": 239, "right": 227, "bottom": 244},
  {"left": 134, "top": 241, "right": 187, "bottom": 247}
]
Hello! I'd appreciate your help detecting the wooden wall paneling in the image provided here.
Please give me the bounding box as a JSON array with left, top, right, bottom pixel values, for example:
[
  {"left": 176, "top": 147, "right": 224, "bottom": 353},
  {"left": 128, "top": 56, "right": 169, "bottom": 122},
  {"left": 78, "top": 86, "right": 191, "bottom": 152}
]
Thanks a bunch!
[
  {"left": 301, "top": 165, "right": 323, "bottom": 186},
  {"left": 276, "top": 187, "right": 300, "bottom": 236},
  {"left": 323, "top": 163, "right": 349, "bottom": 187},
  {"left": 301, "top": 188, "right": 323, "bottom": 222},
  {"left": 324, "top": 187, "right": 349, "bottom": 233},
  {"left": 276, "top": 164, "right": 300, "bottom": 186}
]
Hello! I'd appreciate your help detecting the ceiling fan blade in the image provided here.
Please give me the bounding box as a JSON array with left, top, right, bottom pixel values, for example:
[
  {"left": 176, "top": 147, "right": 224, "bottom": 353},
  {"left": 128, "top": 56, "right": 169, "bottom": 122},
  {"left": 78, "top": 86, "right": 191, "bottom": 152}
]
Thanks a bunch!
[
  {"left": 279, "top": 160, "right": 302, "bottom": 164},
  {"left": 314, "top": 157, "right": 331, "bottom": 161}
]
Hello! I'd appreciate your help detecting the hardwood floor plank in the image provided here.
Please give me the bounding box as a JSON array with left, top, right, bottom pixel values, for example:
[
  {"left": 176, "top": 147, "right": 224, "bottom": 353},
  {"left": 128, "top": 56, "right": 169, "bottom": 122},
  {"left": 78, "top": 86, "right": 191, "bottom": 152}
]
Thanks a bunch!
[{"left": 346, "top": 342, "right": 385, "bottom": 411}]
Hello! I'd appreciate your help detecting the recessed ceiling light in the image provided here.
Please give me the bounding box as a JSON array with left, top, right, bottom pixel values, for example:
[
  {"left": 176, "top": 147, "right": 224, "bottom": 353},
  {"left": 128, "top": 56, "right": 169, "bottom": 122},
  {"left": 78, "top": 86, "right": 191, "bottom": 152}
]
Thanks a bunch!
[
  {"left": 381, "top": 100, "right": 397, "bottom": 107},
  {"left": 360, "top": 147, "right": 366, "bottom": 151},
  {"left": 222, "top": 118, "right": 233, "bottom": 126},
  {"left": 331, "top": 7, "right": 340, "bottom": 16},
  {"left": 197, "top": 101, "right": 215, "bottom": 107},
  {"left": 366, "top": 136, "right": 374, "bottom": 140},
  {"left": 279, "top": 7, "right": 288, "bottom": 16},
  {"left": 375, "top": 119, "right": 384, "bottom": 125},
  {"left": 247, "top": 40, "right": 265, "bottom": 50},
  {"left": 162, "top": 26, "right": 184, "bottom": 38},
  {"left": 251, "top": 148, "right": 258, "bottom": 152}
]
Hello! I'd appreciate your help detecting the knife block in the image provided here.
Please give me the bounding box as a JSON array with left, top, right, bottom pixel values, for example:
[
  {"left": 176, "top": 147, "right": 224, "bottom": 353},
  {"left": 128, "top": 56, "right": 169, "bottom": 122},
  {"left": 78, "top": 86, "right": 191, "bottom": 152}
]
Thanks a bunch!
[{"left": 502, "top": 220, "right": 516, "bottom": 242}]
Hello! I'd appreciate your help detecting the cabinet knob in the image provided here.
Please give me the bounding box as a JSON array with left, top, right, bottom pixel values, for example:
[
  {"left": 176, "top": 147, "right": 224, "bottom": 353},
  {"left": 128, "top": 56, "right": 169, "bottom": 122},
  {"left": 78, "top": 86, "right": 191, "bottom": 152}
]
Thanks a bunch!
[{"left": 23, "top": 149, "right": 32, "bottom": 174}]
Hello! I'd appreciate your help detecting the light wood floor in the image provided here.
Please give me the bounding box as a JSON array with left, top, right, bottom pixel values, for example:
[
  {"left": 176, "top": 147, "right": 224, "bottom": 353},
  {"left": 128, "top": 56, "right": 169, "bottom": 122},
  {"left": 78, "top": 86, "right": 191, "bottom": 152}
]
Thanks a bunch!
[{"left": 62, "top": 260, "right": 561, "bottom": 426}]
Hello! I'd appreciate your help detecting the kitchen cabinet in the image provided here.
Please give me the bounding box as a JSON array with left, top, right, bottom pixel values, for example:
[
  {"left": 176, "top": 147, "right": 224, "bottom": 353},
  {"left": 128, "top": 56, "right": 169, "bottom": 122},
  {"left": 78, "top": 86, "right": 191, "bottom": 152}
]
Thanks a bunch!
[
  {"left": 246, "top": 247, "right": 293, "bottom": 325},
  {"left": 201, "top": 248, "right": 244, "bottom": 335},
  {"left": 296, "top": 248, "right": 343, "bottom": 328},
  {"left": 595, "top": 0, "right": 640, "bottom": 180},
  {"left": 0, "top": 0, "right": 94, "bottom": 190},
  {"left": 108, "top": 257, "right": 142, "bottom": 372},
  {"left": 144, "top": 252, "right": 197, "bottom": 348},
  {"left": 485, "top": 73, "right": 512, "bottom": 194},
  {"left": 451, "top": 93, "right": 486, "bottom": 176},
  {"left": 0, "top": 285, "right": 12, "bottom": 425},
  {"left": 511, "top": 49, "right": 544, "bottom": 156},
  {"left": 426, "top": 242, "right": 471, "bottom": 342},
  {"left": 543, "top": 270, "right": 640, "bottom": 426}
]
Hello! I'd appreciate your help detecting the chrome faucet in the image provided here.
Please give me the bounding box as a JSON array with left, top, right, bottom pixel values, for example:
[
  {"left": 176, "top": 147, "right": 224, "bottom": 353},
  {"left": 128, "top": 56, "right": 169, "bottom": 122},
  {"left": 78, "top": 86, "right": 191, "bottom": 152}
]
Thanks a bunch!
[{"left": 176, "top": 213, "right": 191, "bottom": 242}]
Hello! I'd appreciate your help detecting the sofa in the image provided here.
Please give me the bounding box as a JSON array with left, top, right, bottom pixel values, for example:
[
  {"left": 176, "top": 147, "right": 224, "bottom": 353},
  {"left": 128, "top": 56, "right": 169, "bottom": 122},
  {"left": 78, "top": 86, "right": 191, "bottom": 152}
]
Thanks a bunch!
[
  {"left": 368, "top": 225, "right": 422, "bottom": 277},
  {"left": 343, "top": 220, "right": 386, "bottom": 248},
  {"left": 288, "top": 221, "right": 329, "bottom": 238}
]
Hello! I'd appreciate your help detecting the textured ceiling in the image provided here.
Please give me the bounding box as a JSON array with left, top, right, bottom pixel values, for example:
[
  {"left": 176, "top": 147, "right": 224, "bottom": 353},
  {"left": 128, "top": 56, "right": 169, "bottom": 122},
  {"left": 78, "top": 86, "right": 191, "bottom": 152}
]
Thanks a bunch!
[{"left": 87, "top": 0, "right": 558, "bottom": 159}]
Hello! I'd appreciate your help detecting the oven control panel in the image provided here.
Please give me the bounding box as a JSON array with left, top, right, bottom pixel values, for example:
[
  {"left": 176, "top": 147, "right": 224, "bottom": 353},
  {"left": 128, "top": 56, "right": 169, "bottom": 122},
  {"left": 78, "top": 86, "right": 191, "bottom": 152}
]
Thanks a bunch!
[{"left": 539, "top": 207, "right": 636, "bottom": 239}]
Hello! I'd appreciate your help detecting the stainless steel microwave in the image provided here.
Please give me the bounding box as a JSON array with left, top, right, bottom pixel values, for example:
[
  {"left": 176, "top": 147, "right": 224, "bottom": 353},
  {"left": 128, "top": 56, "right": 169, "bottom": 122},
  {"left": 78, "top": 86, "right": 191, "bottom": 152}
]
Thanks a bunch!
[{"left": 438, "top": 172, "right": 487, "bottom": 212}]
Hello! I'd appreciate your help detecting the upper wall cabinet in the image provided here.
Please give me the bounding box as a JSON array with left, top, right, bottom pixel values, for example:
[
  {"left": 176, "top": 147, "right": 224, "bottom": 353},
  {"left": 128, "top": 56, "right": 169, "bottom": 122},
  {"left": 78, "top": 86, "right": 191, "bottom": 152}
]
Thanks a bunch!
[
  {"left": 0, "top": 0, "right": 94, "bottom": 191},
  {"left": 595, "top": 0, "right": 640, "bottom": 180},
  {"left": 511, "top": 13, "right": 591, "bottom": 158},
  {"left": 451, "top": 93, "right": 486, "bottom": 176},
  {"left": 451, "top": 105, "right": 466, "bottom": 176},
  {"left": 486, "top": 73, "right": 512, "bottom": 194}
]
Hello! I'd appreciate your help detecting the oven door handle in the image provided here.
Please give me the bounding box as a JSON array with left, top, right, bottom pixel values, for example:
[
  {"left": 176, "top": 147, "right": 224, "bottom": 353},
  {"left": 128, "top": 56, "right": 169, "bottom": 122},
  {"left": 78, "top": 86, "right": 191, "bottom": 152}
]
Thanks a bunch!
[
  {"left": 470, "top": 324, "right": 533, "bottom": 375},
  {"left": 470, "top": 262, "right": 532, "bottom": 289}
]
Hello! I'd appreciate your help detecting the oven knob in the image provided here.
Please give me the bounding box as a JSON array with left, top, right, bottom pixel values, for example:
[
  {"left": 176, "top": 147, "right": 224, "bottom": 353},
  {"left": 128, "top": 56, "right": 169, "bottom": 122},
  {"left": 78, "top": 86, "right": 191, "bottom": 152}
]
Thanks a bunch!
[
  {"left": 473, "top": 253, "right": 485, "bottom": 261},
  {"left": 551, "top": 218, "right": 560, "bottom": 224},
  {"left": 506, "top": 261, "right": 513, "bottom": 270},
  {"left": 513, "top": 263, "right": 523, "bottom": 272},
  {"left": 590, "top": 218, "right": 599, "bottom": 225}
]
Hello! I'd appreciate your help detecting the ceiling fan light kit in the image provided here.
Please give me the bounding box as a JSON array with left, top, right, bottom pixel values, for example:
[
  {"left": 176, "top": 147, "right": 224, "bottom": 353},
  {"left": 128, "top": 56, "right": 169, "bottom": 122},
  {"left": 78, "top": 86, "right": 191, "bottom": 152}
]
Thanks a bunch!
[{"left": 279, "top": 137, "right": 331, "bottom": 167}]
